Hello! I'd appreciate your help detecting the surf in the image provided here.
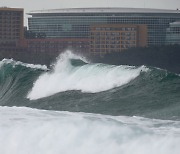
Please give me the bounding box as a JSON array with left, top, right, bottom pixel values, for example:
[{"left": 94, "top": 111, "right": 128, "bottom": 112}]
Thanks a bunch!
[
  {"left": 0, "top": 51, "right": 179, "bottom": 120},
  {"left": 0, "top": 106, "right": 180, "bottom": 154},
  {"left": 27, "top": 51, "right": 148, "bottom": 100}
]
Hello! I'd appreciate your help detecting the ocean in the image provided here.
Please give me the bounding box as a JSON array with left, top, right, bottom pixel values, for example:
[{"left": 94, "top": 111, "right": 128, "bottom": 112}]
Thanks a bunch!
[{"left": 0, "top": 51, "right": 180, "bottom": 154}]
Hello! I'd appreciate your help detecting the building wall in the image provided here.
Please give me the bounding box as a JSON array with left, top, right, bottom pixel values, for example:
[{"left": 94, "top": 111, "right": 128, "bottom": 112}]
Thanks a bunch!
[
  {"left": 0, "top": 7, "right": 24, "bottom": 54},
  {"left": 137, "top": 25, "right": 148, "bottom": 47},
  {"left": 28, "top": 9, "right": 180, "bottom": 47},
  {"left": 0, "top": 7, "right": 24, "bottom": 43},
  {"left": 90, "top": 24, "right": 147, "bottom": 54},
  {"left": 26, "top": 38, "right": 90, "bottom": 56}
]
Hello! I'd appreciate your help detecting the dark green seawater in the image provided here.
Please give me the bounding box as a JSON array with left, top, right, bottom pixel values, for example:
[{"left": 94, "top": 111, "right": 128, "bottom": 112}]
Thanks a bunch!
[{"left": 0, "top": 53, "right": 180, "bottom": 120}]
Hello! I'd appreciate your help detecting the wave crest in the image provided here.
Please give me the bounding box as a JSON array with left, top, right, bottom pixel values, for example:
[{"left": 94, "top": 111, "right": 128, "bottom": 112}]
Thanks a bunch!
[
  {"left": 27, "top": 51, "right": 148, "bottom": 100},
  {"left": 0, "top": 58, "right": 48, "bottom": 70}
]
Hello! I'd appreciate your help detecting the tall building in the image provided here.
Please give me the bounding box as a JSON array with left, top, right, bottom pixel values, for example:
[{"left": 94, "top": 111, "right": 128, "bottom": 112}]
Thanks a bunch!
[
  {"left": 28, "top": 7, "right": 180, "bottom": 54},
  {"left": 90, "top": 24, "right": 147, "bottom": 54},
  {"left": 0, "top": 7, "right": 24, "bottom": 41},
  {"left": 0, "top": 7, "right": 24, "bottom": 51}
]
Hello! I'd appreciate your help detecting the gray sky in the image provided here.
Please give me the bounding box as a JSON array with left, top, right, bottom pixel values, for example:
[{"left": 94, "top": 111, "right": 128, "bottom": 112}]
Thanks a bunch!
[{"left": 1, "top": 0, "right": 180, "bottom": 26}]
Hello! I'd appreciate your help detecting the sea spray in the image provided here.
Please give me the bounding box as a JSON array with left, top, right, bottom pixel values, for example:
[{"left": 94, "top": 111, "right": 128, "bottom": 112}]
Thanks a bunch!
[
  {"left": 0, "top": 106, "right": 180, "bottom": 154},
  {"left": 27, "top": 51, "right": 148, "bottom": 100}
]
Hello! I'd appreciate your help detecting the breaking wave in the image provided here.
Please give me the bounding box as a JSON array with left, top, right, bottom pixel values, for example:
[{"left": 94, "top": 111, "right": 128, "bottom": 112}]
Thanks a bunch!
[
  {"left": 0, "top": 51, "right": 180, "bottom": 154},
  {"left": 27, "top": 51, "right": 148, "bottom": 100},
  {"left": 0, "top": 51, "right": 180, "bottom": 120},
  {"left": 0, "top": 106, "right": 180, "bottom": 154},
  {"left": 0, "top": 58, "right": 48, "bottom": 70}
]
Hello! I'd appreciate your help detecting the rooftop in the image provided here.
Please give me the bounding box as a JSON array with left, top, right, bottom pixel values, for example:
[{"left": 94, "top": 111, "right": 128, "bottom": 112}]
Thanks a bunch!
[
  {"left": 28, "top": 7, "right": 180, "bottom": 15},
  {"left": 0, "top": 7, "right": 23, "bottom": 11}
]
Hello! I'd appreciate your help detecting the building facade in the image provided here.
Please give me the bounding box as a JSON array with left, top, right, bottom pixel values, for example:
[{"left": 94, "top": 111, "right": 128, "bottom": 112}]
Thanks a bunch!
[
  {"left": 0, "top": 7, "right": 24, "bottom": 51},
  {"left": 28, "top": 8, "right": 180, "bottom": 48},
  {"left": 26, "top": 38, "right": 89, "bottom": 55},
  {"left": 0, "top": 7, "right": 24, "bottom": 41},
  {"left": 90, "top": 24, "right": 147, "bottom": 54}
]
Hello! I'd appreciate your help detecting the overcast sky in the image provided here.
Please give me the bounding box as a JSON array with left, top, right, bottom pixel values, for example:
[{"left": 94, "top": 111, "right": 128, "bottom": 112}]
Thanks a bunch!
[{"left": 1, "top": 0, "right": 180, "bottom": 26}]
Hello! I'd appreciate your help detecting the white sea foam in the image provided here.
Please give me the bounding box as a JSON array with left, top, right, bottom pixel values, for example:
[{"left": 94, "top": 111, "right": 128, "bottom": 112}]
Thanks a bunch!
[
  {"left": 0, "top": 58, "right": 48, "bottom": 70},
  {"left": 27, "top": 51, "right": 148, "bottom": 100},
  {"left": 0, "top": 106, "right": 180, "bottom": 154}
]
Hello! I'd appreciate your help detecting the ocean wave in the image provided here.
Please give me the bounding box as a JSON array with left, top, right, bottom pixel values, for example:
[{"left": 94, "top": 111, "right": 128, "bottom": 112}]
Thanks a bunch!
[
  {"left": 0, "top": 52, "right": 179, "bottom": 120},
  {"left": 0, "top": 106, "right": 180, "bottom": 154},
  {"left": 27, "top": 51, "right": 149, "bottom": 100},
  {"left": 0, "top": 58, "right": 48, "bottom": 70}
]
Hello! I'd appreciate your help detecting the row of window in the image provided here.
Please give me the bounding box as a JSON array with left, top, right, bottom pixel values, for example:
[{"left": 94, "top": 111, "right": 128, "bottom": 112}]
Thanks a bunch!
[
  {"left": 0, "top": 17, "right": 21, "bottom": 19},
  {"left": 92, "top": 32, "right": 136, "bottom": 35},
  {"left": 94, "top": 27, "right": 137, "bottom": 31},
  {"left": 91, "top": 40, "right": 136, "bottom": 44},
  {"left": 91, "top": 44, "right": 136, "bottom": 48},
  {"left": 0, "top": 30, "right": 21, "bottom": 33},
  {"left": 90, "top": 46, "right": 134, "bottom": 53},
  {"left": 0, "top": 36, "right": 20, "bottom": 39},
  {"left": 0, "top": 12, "right": 22, "bottom": 15}
]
